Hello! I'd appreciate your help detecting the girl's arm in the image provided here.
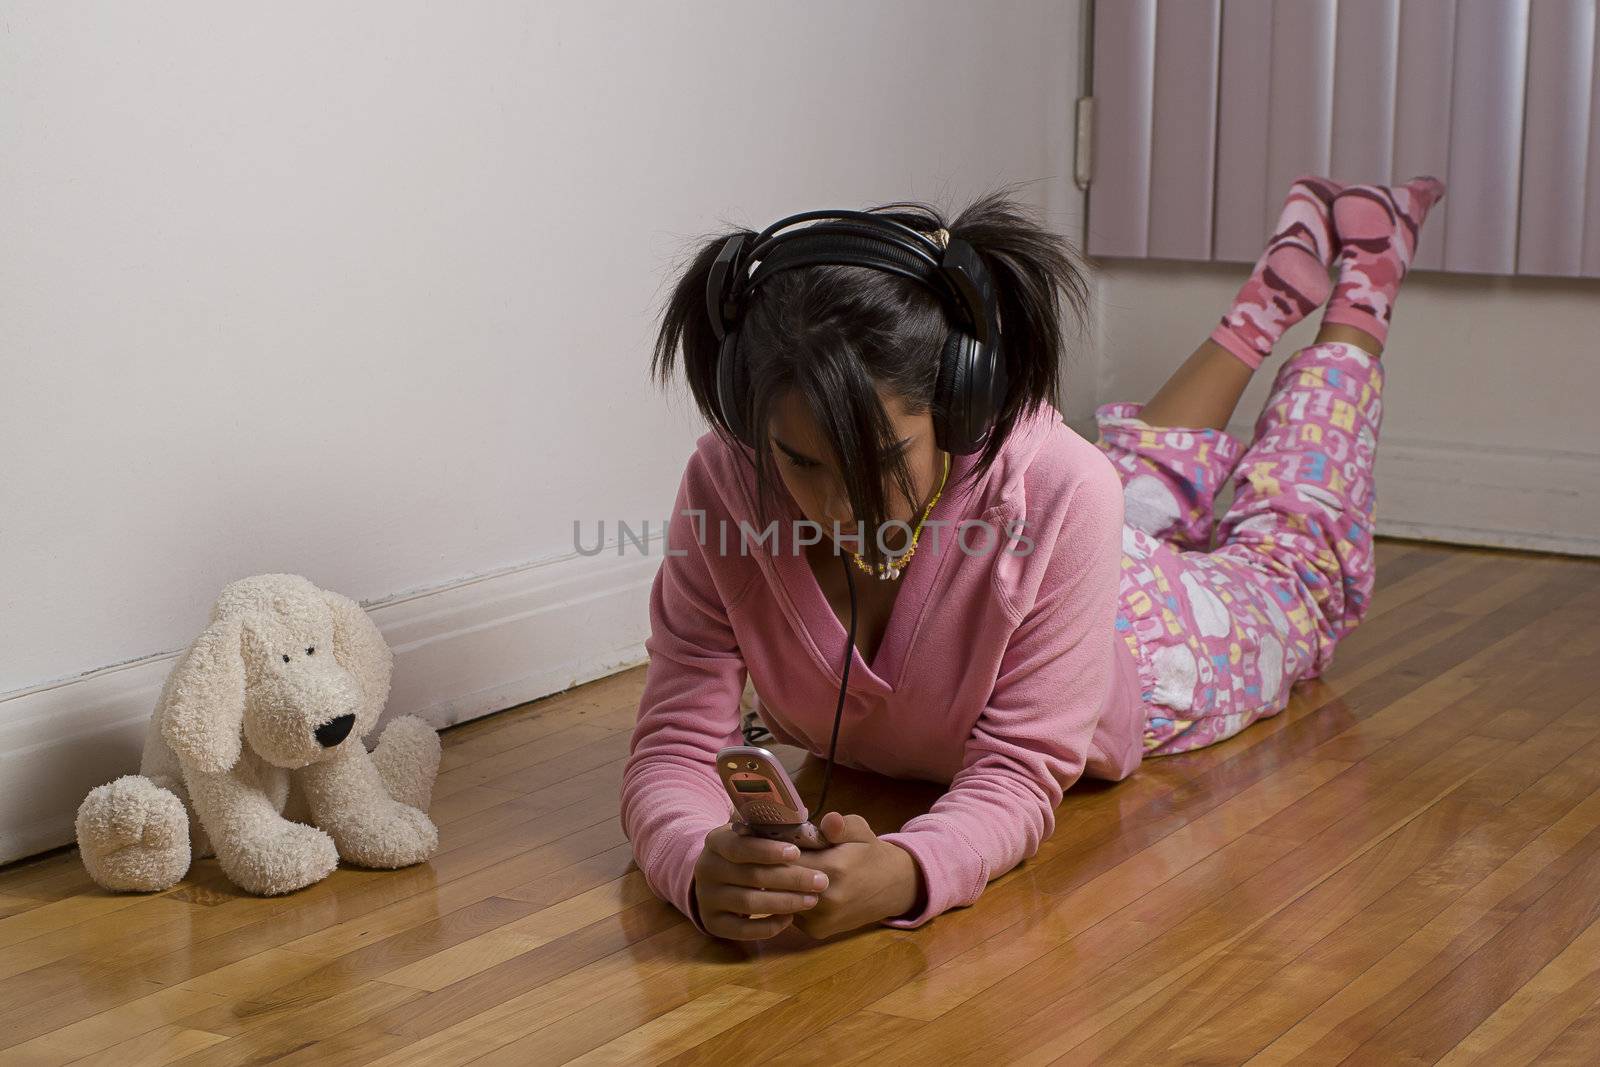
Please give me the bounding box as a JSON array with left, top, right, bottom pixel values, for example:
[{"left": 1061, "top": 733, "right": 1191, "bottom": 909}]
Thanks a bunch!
[
  {"left": 619, "top": 452, "right": 755, "bottom": 935},
  {"left": 878, "top": 455, "right": 1136, "bottom": 929}
]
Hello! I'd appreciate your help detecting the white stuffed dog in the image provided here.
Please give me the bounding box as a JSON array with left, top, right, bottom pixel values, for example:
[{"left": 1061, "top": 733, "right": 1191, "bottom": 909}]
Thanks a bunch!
[{"left": 75, "top": 573, "right": 442, "bottom": 895}]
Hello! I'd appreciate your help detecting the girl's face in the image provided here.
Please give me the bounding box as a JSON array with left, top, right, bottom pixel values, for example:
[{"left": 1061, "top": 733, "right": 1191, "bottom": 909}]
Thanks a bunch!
[{"left": 767, "top": 387, "right": 944, "bottom": 547}]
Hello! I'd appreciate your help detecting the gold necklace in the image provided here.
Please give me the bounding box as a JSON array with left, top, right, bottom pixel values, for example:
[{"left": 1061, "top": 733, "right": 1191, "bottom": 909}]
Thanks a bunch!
[{"left": 847, "top": 449, "right": 950, "bottom": 581}]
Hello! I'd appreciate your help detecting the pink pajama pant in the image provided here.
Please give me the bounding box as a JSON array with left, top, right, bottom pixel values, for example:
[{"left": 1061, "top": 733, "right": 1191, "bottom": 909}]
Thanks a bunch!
[{"left": 1093, "top": 342, "right": 1385, "bottom": 756}]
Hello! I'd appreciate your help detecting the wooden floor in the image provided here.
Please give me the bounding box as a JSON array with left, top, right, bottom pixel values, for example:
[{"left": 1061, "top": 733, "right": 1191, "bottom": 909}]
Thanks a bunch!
[{"left": 2, "top": 538, "right": 1599, "bottom": 1065}]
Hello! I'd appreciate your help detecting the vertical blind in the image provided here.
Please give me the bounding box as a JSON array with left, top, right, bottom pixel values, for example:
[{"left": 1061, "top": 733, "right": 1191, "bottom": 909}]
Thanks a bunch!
[{"left": 1087, "top": 0, "right": 1600, "bottom": 278}]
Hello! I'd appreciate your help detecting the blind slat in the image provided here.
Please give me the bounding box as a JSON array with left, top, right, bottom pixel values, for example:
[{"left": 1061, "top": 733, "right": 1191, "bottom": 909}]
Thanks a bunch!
[
  {"left": 1212, "top": 0, "right": 1275, "bottom": 263},
  {"left": 1443, "top": 0, "right": 1529, "bottom": 274},
  {"left": 1147, "top": 0, "right": 1221, "bottom": 261},
  {"left": 1087, "top": 0, "right": 1157, "bottom": 258},
  {"left": 1586, "top": 26, "right": 1600, "bottom": 277},
  {"left": 1392, "top": 0, "right": 1457, "bottom": 271},
  {"left": 1264, "top": 0, "right": 1337, "bottom": 240},
  {"left": 1518, "top": 0, "right": 1596, "bottom": 278},
  {"left": 1331, "top": 0, "right": 1400, "bottom": 183}
]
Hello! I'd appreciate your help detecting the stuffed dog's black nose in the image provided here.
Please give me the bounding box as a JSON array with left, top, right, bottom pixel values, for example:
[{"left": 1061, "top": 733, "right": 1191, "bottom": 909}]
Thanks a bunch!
[{"left": 314, "top": 713, "right": 356, "bottom": 748}]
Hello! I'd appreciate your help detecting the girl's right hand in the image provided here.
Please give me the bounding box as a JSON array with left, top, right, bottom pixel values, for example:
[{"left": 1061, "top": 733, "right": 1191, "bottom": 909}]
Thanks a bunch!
[{"left": 692, "top": 823, "right": 830, "bottom": 940}]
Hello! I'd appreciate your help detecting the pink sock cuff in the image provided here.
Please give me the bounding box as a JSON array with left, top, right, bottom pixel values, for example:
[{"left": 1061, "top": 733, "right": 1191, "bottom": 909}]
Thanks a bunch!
[
  {"left": 1320, "top": 304, "right": 1389, "bottom": 344},
  {"left": 1208, "top": 324, "right": 1265, "bottom": 370}
]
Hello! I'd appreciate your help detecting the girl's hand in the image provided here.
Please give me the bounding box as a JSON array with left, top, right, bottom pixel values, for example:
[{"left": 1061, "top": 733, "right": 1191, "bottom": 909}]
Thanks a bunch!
[
  {"left": 691, "top": 824, "right": 830, "bottom": 941},
  {"left": 788, "top": 812, "right": 923, "bottom": 940}
]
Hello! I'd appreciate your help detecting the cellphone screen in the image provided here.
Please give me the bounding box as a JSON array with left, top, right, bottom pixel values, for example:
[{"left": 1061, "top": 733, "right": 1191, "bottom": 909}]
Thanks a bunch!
[{"left": 732, "top": 779, "right": 771, "bottom": 794}]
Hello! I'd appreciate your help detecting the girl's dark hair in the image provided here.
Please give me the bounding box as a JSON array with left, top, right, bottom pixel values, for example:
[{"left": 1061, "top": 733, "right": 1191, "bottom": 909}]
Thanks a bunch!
[{"left": 649, "top": 181, "right": 1092, "bottom": 574}]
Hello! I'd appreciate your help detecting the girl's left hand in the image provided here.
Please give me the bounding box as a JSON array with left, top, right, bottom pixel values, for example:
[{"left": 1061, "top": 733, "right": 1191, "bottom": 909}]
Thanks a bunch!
[{"left": 788, "top": 812, "right": 923, "bottom": 939}]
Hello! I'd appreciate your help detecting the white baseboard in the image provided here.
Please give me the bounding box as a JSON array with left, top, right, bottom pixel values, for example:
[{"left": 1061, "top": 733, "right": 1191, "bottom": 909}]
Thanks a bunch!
[
  {"left": 0, "top": 545, "right": 662, "bottom": 866},
  {"left": 1364, "top": 435, "right": 1600, "bottom": 557},
  {"left": 1070, "top": 417, "right": 1600, "bottom": 558}
]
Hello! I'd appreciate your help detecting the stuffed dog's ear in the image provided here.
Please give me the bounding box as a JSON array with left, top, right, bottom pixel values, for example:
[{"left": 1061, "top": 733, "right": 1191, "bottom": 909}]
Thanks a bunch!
[
  {"left": 321, "top": 589, "right": 393, "bottom": 737},
  {"left": 159, "top": 615, "right": 247, "bottom": 775}
]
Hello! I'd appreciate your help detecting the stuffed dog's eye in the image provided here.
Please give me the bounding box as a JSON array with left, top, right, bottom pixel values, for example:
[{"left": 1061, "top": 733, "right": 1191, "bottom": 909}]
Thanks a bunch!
[
  {"left": 281, "top": 653, "right": 290, "bottom": 663},
  {"left": 306, "top": 646, "right": 315, "bottom": 656}
]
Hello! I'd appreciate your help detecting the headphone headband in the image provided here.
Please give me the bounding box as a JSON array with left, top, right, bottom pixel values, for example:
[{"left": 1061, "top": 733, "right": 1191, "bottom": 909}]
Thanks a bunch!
[
  {"left": 750, "top": 207, "right": 947, "bottom": 260},
  {"left": 714, "top": 211, "right": 974, "bottom": 337}
]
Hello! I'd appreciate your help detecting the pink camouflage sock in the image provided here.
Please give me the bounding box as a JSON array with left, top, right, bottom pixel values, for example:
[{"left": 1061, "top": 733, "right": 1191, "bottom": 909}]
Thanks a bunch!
[
  {"left": 1321, "top": 176, "right": 1446, "bottom": 348},
  {"left": 1210, "top": 174, "right": 1344, "bottom": 370}
]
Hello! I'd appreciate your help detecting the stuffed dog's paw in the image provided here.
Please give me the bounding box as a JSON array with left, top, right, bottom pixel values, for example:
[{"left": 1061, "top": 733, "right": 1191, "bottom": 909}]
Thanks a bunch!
[
  {"left": 370, "top": 715, "right": 441, "bottom": 812},
  {"left": 329, "top": 802, "right": 439, "bottom": 869},
  {"left": 220, "top": 820, "right": 339, "bottom": 896},
  {"left": 75, "top": 775, "right": 191, "bottom": 892}
]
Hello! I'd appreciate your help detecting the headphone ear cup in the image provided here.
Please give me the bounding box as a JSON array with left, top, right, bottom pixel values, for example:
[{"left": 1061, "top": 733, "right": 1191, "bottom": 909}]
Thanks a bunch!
[
  {"left": 715, "top": 329, "right": 752, "bottom": 448},
  {"left": 932, "top": 329, "right": 967, "bottom": 455},
  {"left": 936, "top": 328, "right": 1006, "bottom": 455},
  {"left": 977, "top": 333, "right": 1007, "bottom": 440}
]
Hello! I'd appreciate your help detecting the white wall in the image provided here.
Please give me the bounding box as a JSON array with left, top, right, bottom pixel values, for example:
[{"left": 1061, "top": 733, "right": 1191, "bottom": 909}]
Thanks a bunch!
[
  {"left": 1086, "top": 260, "right": 1600, "bottom": 555},
  {"left": 0, "top": 1, "right": 1089, "bottom": 861}
]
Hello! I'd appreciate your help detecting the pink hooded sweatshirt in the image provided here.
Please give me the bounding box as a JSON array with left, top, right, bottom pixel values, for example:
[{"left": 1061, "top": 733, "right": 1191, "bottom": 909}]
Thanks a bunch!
[{"left": 620, "top": 402, "right": 1146, "bottom": 933}]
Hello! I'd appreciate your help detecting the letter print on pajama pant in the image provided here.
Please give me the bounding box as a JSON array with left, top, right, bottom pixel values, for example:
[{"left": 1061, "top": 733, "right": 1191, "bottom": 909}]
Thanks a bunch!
[{"left": 1093, "top": 342, "right": 1384, "bottom": 756}]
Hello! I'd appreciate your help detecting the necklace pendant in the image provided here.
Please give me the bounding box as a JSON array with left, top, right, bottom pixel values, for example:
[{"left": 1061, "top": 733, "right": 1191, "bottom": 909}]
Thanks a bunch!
[{"left": 881, "top": 565, "right": 900, "bottom": 581}]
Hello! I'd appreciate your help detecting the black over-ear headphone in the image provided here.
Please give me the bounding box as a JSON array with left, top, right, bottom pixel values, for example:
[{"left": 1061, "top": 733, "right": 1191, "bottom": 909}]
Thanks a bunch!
[{"left": 705, "top": 208, "right": 1007, "bottom": 456}]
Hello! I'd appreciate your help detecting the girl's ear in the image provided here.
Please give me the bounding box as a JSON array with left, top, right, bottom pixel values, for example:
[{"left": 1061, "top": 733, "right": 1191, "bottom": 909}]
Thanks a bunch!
[
  {"left": 159, "top": 616, "right": 247, "bottom": 775},
  {"left": 320, "top": 589, "right": 393, "bottom": 737}
]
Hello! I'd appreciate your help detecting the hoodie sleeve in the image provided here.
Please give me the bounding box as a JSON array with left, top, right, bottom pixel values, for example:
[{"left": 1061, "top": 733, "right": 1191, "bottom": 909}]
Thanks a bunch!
[
  {"left": 878, "top": 452, "right": 1133, "bottom": 929},
  {"left": 619, "top": 450, "right": 752, "bottom": 936}
]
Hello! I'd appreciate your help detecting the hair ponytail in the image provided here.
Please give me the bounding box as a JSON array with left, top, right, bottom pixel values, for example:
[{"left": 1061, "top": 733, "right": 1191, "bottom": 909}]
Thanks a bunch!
[
  {"left": 946, "top": 181, "right": 1093, "bottom": 475},
  {"left": 649, "top": 220, "right": 756, "bottom": 442}
]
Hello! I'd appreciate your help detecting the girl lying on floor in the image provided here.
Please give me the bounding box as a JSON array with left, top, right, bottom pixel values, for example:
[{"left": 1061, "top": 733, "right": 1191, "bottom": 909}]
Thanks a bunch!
[{"left": 623, "top": 175, "right": 1444, "bottom": 940}]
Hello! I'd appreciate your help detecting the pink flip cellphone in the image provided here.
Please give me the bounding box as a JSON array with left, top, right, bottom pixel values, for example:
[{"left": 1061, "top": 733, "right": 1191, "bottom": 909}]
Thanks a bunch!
[{"left": 715, "top": 745, "right": 827, "bottom": 851}]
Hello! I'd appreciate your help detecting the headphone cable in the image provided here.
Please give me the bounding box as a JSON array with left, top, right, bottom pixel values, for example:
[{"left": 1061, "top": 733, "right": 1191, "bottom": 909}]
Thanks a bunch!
[{"left": 812, "top": 547, "right": 856, "bottom": 820}]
